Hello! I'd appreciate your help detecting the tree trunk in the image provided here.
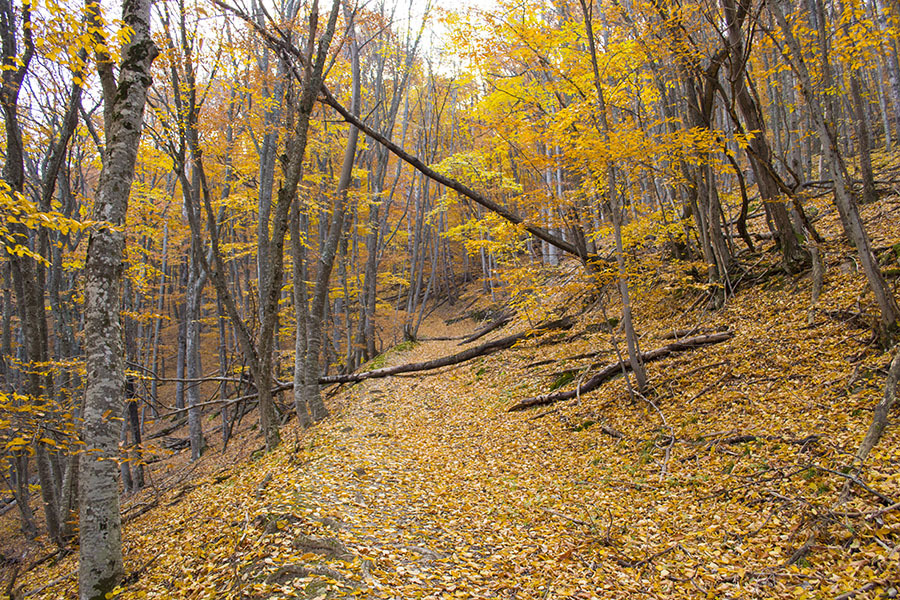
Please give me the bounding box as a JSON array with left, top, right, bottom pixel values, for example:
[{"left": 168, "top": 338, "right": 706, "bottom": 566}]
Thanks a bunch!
[
  {"left": 291, "top": 206, "right": 312, "bottom": 428},
  {"left": 723, "top": 0, "right": 808, "bottom": 273},
  {"left": 149, "top": 223, "right": 168, "bottom": 418},
  {"left": 1, "top": 0, "right": 47, "bottom": 544},
  {"left": 771, "top": 0, "right": 900, "bottom": 338},
  {"left": 184, "top": 248, "right": 207, "bottom": 460},
  {"left": 849, "top": 71, "right": 877, "bottom": 205},
  {"left": 11, "top": 452, "right": 37, "bottom": 538},
  {"left": 79, "top": 0, "right": 156, "bottom": 597},
  {"left": 849, "top": 346, "right": 900, "bottom": 467},
  {"left": 174, "top": 290, "right": 187, "bottom": 410},
  {"left": 580, "top": 0, "right": 648, "bottom": 391},
  {"left": 299, "top": 9, "right": 360, "bottom": 423}
]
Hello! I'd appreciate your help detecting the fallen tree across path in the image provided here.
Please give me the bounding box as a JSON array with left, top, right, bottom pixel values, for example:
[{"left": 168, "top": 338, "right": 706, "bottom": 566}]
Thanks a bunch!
[
  {"left": 458, "top": 310, "right": 516, "bottom": 345},
  {"left": 152, "top": 318, "right": 575, "bottom": 415},
  {"left": 507, "top": 331, "right": 734, "bottom": 412},
  {"left": 318, "top": 317, "right": 575, "bottom": 385}
]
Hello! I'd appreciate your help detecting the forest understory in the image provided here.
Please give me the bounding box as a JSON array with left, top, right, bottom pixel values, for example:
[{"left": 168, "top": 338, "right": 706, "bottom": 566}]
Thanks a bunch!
[{"left": 5, "top": 189, "right": 900, "bottom": 600}]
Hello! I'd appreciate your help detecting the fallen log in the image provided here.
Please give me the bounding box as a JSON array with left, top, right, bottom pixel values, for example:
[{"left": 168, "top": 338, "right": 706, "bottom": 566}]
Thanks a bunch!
[
  {"left": 658, "top": 325, "right": 730, "bottom": 340},
  {"left": 458, "top": 310, "right": 515, "bottom": 345},
  {"left": 319, "top": 316, "right": 574, "bottom": 385},
  {"left": 146, "top": 417, "right": 188, "bottom": 439},
  {"left": 507, "top": 331, "right": 734, "bottom": 412}
]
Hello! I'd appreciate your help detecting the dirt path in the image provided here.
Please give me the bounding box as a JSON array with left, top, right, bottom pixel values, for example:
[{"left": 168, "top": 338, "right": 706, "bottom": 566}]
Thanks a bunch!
[{"left": 266, "top": 311, "right": 630, "bottom": 599}]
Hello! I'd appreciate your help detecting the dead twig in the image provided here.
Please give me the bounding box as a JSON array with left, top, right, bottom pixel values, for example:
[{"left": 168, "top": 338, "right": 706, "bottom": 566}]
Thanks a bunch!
[
  {"left": 683, "top": 371, "right": 730, "bottom": 404},
  {"left": 834, "top": 581, "right": 879, "bottom": 600},
  {"left": 615, "top": 543, "right": 680, "bottom": 568},
  {"left": 813, "top": 464, "right": 896, "bottom": 506},
  {"left": 636, "top": 392, "right": 674, "bottom": 482},
  {"left": 23, "top": 570, "right": 75, "bottom": 597},
  {"left": 830, "top": 501, "right": 900, "bottom": 520},
  {"left": 540, "top": 507, "right": 590, "bottom": 527},
  {"left": 527, "top": 408, "right": 561, "bottom": 421}
]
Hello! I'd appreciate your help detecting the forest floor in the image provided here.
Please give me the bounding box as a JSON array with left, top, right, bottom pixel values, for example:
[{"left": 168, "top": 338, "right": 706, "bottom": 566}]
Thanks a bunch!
[{"left": 7, "top": 195, "right": 900, "bottom": 599}]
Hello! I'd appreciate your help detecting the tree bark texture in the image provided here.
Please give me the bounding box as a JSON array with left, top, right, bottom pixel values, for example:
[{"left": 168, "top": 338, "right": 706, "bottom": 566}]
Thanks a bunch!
[{"left": 79, "top": 0, "right": 156, "bottom": 597}]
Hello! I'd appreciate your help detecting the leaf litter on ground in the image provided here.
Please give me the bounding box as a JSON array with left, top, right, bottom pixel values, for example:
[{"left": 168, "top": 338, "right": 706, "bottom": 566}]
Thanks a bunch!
[{"left": 11, "top": 197, "right": 900, "bottom": 599}]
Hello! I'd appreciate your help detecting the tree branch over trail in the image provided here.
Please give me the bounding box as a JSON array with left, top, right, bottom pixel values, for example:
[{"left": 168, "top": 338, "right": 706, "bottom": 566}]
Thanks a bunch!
[
  {"left": 211, "top": 2, "right": 588, "bottom": 263},
  {"left": 317, "top": 86, "right": 587, "bottom": 262},
  {"left": 318, "top": 317, "right": 575, "bottom": 385},
  {"left": 507, "top": 331, "right": 734, "bottom": 411}
]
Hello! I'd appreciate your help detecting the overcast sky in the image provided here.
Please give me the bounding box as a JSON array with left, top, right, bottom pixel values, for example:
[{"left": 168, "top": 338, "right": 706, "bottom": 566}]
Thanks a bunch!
[{"left": 404, "top": 0, "right": 498, "bottom": 65}]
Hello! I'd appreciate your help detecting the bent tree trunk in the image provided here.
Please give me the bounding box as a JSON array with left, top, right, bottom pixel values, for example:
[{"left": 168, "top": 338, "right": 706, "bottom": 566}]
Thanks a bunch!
[
  {"left": 850, "top": 347, "right": 900, "bottom": 468},
  {"left": 184, "top": 0, "right": 342, "bottom": 450},
  {"left": 79, "top": 0, "right": 157, "bottom": 598},
  {"left": 838, "top": 345, "right": 900, "bottom": 504},
  {"left": 296, "top": 4, "right": 360, "bottom": 424},
  {"left": 723, "top": 0, "right": 808, "bottom": 273}
]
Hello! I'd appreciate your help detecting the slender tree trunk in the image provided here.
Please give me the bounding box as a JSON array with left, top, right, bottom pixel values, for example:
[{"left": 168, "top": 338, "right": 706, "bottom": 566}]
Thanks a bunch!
[
  {"left": 149, "top": 223, "right": 168, "bottom": 417},
  {"left": 580, "top": 0, "right": 648, "bottom": 391},
  {"left": 723, "top": 0, "right": 807, "bottom": 272},
  {"left": 291, "top": 207, "right": 312, "bottom": 428},
  {"left": 127, "top": 391, "right": 143, "bottom": 488},
  {"left": 874, "top": 0, "right": 900, "bottom": 142},
  {"left": 118, "top": 416, "right": 133, "bottom": 494},
  {"left": 35, "top": 442, "right": 61, "bottom": 542},
  {"left": 772, "top": 0, "right": 900, "bottom": 338},
  {"left": 848, "top": 71, "right": 877, "bottom": 205},
  {"left": 1, "top": 0, "right": 45, "bottom": 543},
  {"left": 11, "top": 452, "right": 37, "bottom": 538},
  {"left": 300, "top": 11, "right": 360, "bottom": 422},
  {"left": 174, "top": 279, "right": 187, "bottom": 410},
  {"left": 217, "top": 296, "right": 231, "bottom": 445}
]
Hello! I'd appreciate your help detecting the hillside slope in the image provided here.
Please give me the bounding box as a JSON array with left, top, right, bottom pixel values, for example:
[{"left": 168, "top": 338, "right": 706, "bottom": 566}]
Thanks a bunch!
[{"left": 11, "top": 201, "right": 900, "bottom": 599}]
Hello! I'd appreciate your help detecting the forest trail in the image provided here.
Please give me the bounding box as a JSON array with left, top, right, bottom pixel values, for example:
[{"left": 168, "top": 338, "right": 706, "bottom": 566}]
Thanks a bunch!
[
  {"left": 8, "top": 0, "right": 900, "bottom": 596},
  {"left": 245, "top": 311, "right": 628, "bottom": 599},
  {"left": 15, "top": 224, "right": 900, "bottom": 599},
  {"left": 288, "top": 288, "right": 900, "bottom": 599}
]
